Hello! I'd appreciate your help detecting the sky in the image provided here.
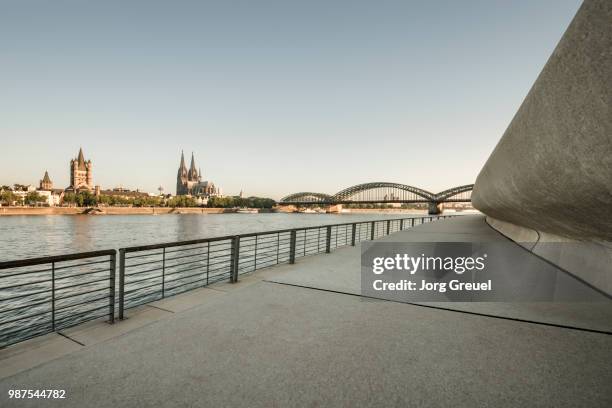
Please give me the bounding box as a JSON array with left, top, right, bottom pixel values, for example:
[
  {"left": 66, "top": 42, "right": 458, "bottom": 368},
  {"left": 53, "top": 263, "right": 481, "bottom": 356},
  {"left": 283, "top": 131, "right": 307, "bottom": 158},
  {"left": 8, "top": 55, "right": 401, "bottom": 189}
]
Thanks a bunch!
[{"left": 0, "top": 0, "right": 582, "bottom": 199}]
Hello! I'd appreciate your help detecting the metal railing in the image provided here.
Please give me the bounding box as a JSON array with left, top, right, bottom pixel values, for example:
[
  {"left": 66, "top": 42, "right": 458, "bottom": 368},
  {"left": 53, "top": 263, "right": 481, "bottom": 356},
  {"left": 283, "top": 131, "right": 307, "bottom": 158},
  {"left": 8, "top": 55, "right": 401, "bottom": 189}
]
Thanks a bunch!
[
  {"left": 0, "top": 214, "right": 454, "bottom": 347},
  {"left": 0, "top": 250, "right": 116, "bottom": 348},
  {"left": 117, "top": 215, "right": 454, "bottom": 318}
]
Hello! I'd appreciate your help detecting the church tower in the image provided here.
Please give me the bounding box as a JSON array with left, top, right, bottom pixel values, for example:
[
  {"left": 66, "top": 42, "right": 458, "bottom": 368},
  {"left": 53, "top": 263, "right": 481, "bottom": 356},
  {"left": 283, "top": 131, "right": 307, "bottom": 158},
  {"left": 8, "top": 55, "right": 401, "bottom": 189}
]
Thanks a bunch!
[
  {"left": 68, "top": 148, "right": 93, "bottom": 191},
  {"left": 176, "top": 151, "right": 189, "bottom": 195},
  {"left": 39, "top": 171, "right": 53, "bottom": 190}
]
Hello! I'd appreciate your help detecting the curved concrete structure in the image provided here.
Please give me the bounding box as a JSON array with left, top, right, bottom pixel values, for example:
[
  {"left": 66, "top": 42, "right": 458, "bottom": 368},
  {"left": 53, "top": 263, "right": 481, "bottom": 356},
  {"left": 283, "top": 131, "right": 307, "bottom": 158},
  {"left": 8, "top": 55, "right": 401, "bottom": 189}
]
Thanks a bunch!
[
  {"left": 472, "top": 0, "right": 612, "bottom": 295},
  {"left": 472, "top": 0, "right": 612, "bottom": 242}
]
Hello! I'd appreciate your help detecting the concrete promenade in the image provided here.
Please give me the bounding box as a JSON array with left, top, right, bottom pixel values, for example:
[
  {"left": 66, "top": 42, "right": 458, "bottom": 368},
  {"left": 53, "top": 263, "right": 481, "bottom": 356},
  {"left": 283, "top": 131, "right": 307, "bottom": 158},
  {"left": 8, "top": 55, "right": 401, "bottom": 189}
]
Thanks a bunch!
[{"left": 1, "top": 216, "right": 611, "bottom": 407}]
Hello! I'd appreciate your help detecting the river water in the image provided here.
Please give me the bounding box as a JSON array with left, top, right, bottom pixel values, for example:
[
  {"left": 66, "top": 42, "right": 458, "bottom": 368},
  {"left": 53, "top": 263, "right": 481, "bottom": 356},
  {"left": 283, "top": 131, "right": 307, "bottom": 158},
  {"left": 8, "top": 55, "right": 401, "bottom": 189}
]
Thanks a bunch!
[{"left": 0, "top": 213, "right": 421, "bottom": 261}]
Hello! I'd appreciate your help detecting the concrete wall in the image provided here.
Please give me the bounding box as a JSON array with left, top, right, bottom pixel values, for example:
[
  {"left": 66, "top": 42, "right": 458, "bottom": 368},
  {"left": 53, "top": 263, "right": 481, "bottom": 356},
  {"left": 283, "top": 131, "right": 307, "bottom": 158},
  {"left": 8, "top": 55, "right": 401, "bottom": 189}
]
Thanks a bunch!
[
  {"left": 472, "top": 0, "right": 612, "bottom": 295},
  {"left": 486, "top": 216, "right": 612, "bottom": 295},
  {"left": 472, "top": 0, "right": 612, "bottom": 242}
]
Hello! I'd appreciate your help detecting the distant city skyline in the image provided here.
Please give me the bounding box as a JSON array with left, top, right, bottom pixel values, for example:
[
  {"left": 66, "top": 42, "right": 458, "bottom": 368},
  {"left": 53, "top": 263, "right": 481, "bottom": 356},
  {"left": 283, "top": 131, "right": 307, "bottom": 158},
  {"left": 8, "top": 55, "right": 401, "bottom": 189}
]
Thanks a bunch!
[{"left": 0, "top": 1, "right": 581, "bottom": 199}]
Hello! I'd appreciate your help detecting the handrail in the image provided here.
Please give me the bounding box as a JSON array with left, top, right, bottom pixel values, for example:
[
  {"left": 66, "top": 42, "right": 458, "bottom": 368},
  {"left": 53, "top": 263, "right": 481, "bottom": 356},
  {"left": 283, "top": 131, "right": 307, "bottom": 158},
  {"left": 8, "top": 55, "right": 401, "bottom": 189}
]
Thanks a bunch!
[
  {"left": 117, "top": 215, "right": 455, "bottom": 318},
  {"left": 119, "top": 218, "right": 421, "bottom": 253},
  {"left": 0, "top": 249, "right": 117, "bottom": 269},
  {"left": 0, "top": 250, "right": 116, "bottom": 348},
  {"left": 1, "top": 214, "right": 456, "bottom": 347}
]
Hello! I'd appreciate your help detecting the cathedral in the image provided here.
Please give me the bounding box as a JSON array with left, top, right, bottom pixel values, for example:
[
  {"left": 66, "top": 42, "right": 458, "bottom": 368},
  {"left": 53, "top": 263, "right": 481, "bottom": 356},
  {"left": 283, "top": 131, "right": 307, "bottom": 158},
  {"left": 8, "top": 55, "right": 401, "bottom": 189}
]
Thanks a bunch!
[
  {"left": 176, "top": 151, "right": 221, "bottom": 197},
  {"left": 67, "top": 148, "right": 93, "bottom": 192}
]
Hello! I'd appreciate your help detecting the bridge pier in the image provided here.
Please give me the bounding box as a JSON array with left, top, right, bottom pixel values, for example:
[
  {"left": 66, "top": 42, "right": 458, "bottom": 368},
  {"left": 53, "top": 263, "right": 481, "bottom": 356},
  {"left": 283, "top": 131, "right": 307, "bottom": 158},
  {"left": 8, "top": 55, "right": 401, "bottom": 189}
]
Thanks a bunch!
[
  {"left": 428, "top": 202, "right": 442, "bottom": 215},
  {"left": 327, "top": 204, "right": 342, "bottom": 213}
]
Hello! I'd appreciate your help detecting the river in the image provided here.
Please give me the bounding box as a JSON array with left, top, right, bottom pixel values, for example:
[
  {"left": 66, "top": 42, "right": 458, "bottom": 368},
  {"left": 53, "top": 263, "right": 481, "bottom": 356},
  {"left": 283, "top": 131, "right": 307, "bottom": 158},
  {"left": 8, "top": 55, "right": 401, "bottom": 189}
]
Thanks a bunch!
[{"left": 0, "top": 213, "right": 421, "bottom": 261}]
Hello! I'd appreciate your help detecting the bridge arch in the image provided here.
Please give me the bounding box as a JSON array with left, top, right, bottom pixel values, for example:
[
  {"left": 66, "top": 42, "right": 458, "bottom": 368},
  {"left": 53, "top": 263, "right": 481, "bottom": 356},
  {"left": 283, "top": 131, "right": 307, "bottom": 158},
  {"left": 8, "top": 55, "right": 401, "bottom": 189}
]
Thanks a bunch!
[
  {"left": 332, "top": 182, "right": 435, "bottom": 202},
  {"left": 278, "top": 183, "right": 474, "bottom": 207},
  {"left": 279, "top": 192, "right": 333, "bottom": 204},
  {"left": 434, "top": 184, "right": 474, "bottom": 202}
]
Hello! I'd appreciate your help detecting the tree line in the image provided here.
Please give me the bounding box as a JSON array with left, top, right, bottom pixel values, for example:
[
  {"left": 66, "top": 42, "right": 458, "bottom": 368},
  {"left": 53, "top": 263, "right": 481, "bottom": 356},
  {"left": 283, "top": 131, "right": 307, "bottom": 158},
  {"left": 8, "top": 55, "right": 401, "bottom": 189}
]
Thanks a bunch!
[
  {"left": 1, "top": 190, "right": 276, "bottom": 209},
  {"left": 206, "top": 196, "right": 276, "bottom": 209},
  {"left": 0, "top": 191, "right": 47, "bottom": 206}
]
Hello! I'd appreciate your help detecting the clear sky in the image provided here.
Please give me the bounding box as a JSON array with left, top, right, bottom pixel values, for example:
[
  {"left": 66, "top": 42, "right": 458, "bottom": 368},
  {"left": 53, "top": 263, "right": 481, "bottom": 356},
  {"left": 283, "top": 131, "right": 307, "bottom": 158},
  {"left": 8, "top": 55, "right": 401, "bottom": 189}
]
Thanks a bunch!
[{"left": 0, "top": 0, "right": 582, "bottom": 199}]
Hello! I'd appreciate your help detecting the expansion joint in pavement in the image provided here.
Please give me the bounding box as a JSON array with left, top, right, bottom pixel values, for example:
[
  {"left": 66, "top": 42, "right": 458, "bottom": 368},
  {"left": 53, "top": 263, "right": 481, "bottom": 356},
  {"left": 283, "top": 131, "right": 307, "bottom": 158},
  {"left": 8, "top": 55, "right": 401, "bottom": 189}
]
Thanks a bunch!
[
  {"left": 146, "top": 304, "right": 175, "bottom": 313},
  {"left": 56, "top": 332, "right": 85, "bottom": 347},
  {"left": 263, "top": 280, "right": 612, "bottom": 336}
]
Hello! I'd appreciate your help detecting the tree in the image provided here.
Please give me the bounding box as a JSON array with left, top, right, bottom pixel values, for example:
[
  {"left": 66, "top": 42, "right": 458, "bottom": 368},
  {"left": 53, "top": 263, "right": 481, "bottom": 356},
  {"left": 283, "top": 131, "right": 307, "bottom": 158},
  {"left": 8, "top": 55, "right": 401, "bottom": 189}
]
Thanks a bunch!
[
  {"left": 62, "top": 192, "right": 76, "bottom": 206},
  {"left": 98, "top": 195, "right": 113, "bottom": 206},
  {"left": 168, "top": 195, "right": 197, "bottom": 208},
  {"left": 24, "top": 191, "right": 48, "bottom": 206},
  {"left": 0, "top": 190, "right": 19, "bottom": 206},
  {"left": 207, "top": 195, "right": 276, "bottom": 209}
]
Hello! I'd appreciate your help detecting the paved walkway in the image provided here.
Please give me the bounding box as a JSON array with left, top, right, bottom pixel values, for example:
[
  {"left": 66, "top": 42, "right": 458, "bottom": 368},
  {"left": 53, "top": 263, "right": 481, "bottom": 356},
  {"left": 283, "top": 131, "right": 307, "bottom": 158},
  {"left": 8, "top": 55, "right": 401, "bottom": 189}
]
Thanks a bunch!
[
  {"left": 268, "top": 215, "right": 612, "bottom": 332},
  {"left": 1, "top": 216, "right": 611, "bottom": 407}
]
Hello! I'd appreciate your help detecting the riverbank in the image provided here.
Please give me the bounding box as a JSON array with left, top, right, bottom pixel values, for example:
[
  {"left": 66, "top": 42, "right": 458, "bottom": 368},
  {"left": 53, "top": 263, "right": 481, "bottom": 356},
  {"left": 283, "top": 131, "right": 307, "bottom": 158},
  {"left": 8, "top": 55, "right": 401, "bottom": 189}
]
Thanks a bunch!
[
  {"left": 0, "top": 207, "right": 241, "bottom": 216},
  {"left": 0, "top": 206, "right": 472, "bottom": 216}
]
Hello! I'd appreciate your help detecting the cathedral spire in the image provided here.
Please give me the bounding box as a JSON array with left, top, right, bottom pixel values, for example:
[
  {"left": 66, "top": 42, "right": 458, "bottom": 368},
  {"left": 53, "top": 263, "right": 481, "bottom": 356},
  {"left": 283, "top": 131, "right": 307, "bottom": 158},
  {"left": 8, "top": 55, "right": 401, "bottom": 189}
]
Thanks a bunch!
[
  {"left": 189, "top": 152, "right": 196, "bottom": 171},
  {"left": 177, "top": 150, "right": 188, "bottom": 181},
  {"left": 179, "top": 151, "right": 187, "bottom": 171},
  {"left": 188, "top": 152, "right": 198, "bottom": 181}
]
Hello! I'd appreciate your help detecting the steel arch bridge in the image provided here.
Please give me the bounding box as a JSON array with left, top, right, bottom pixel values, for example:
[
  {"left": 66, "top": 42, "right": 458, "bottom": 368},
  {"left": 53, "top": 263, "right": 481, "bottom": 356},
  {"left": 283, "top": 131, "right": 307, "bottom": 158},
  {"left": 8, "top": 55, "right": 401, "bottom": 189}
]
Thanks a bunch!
[
  {"left": 279, "top": 192, "right": 334, "bottom": 204},
  {"left": 279, "top": 182, "right": 473, "bottom": 213}
]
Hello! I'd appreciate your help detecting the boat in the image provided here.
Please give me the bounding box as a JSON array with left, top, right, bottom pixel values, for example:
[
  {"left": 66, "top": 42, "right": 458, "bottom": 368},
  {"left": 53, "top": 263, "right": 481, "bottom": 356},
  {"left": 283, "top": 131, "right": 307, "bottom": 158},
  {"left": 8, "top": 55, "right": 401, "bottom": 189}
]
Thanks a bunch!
[
  {"left": 298, "top": 208, "right": 317, "bottom": 214},
  {"left": 236, "top": 208, "right": 259, "bottom": 214}
]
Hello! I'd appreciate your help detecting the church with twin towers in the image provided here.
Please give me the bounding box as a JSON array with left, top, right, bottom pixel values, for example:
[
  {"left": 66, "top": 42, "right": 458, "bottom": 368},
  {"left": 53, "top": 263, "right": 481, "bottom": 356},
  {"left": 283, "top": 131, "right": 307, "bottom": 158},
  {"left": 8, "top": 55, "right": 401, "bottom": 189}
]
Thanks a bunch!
[{"left": 176, "top": 151, "right": 221, "bottom": 197}]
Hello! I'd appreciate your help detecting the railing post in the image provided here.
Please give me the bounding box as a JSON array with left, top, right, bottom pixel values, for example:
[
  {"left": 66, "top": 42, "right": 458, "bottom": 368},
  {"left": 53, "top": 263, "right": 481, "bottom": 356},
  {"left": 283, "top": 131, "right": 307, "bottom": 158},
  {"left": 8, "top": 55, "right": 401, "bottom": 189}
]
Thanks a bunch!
[
  {"left": 230, "top": 236, "right": 240, "bottom": 283},
  {"left": 254, "top": 235, "right": 259, "bottom": 270},
  {"left": 351, "top": 223, "right": 357, "bottom": 246},
  {"left": 411, "top": 218, "right": 415, "bottom": 227},
  {"left": 400, "top": 219, "right": 404, "bottom": 231},
  {"left": 345, "top": 224, "right": 349, "bottom": 246},
  {"left": 161, "top": 247, "right": 166, "bottom": 298},
  {"left": 386, "top": 220, "right": 391, "bottom": 235},
  {"left": 325, "top": 226, "right": 332, "bottom": 253},
  {"left": 370, "top": 221, "right": 375, "bottom": 240},
  {"left": 109, "top": 251, "right": 116, "bottom": 324},
  {"left": 276, "top": 233, "right": 280, "bottom": 264},
  {"left": 51, "top": 261, "right": 56, "bottom": 331},
  {"left": 206, "top": 241, "right": 210, "bottom": 286},
  {"left": 289, "top": 230, "right": 297, "bottom": 264},
  {"left": 119, "top": 249, "right": 125, "bottom": 320}
]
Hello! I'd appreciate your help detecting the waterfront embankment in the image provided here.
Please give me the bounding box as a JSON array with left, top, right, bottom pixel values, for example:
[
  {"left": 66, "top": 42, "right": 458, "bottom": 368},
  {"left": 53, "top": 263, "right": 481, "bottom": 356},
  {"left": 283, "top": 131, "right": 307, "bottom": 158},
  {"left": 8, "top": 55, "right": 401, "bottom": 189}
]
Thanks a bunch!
[
  {"left": 0, "top": 206, "right": 441, "bottom": 216},
  {"left": 0, "top": 207, "right": 244, "bottom": 216}
]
